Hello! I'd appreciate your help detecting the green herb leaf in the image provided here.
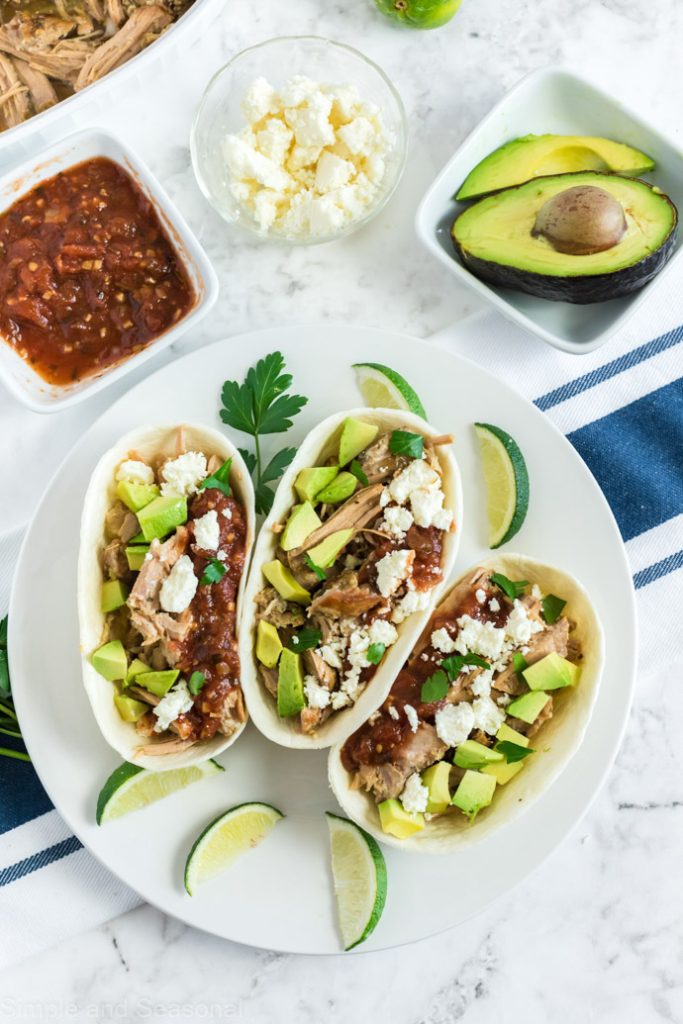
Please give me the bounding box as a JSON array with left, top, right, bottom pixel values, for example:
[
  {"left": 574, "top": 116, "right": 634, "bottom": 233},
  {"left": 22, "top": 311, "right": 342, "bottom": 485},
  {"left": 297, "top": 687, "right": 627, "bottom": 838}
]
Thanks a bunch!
[
  {"left": 199, "top": 457, "right": 232, "bottom": 497},
  {"left": 260, "top": 447, "right": 297, "bottom": 485},
  {"left": 304, "top": 553, "right": 327, "bottom": 582},
  {"left": 0, "top": 615, "right": 7, "bottom": 647},
  {"left": 389, "top": 430, "right": 424, "bottom": 460},
  {"left": 0, "top": 649, "right": 9, "bottom": 698},
  {"left": 367, "top": 643, "right": 386, "bottom": 665},
  {"left": 490, "top": 573, "right": 529, "bottom": 601},
  {"left": 287, "top": 628, "right": 322, "bottom": 652},
  {"left": 441, "top": 652, "right": 490, "bottom": 682},
  {"left": 512, "top": 652, "right": 528, "bottom": 680},
  {"left": 542, "top": 593, "right": 566, "bottom": 625},
  {"left": 421, "top": 669, "right": 449, "bottom": 703},
  {"left": 188, "top": 671, "right": 206, "bottom": 696},
  {"left": 238, "top": 448, "right": 257, "bottom": 474},
  {"left": 255, "top": 483, "right": 276, "bottom": 516},
  {"left": 494, "top": 740, "right": 535, "bottom": 763},
  {"left": 200, "top": 558, "right": 226, "bottom": 586},
  {"left": 349, "top": 459, "right": 369, "bottom": 487}
]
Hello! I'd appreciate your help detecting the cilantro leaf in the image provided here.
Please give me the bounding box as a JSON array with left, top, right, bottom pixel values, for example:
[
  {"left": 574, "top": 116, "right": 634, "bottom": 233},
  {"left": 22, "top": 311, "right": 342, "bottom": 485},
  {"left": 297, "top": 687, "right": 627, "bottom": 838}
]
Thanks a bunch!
[
  {"left": 421, "top": 669, "right": 449, "bottom": 703},
  {"left": 441, "top": 652, "right": 490, "bottom": 682},
  {"left": 304, "top": 553, "right": 327, "bottom": 582},
  {"left": 542, "top": 593, "right": 566, "bottom": 625},
  {"left": 260, "top": 447, "right": 297, "bottom": 485},
  {"left": 494, "top": 740, "right": 535, "bottom": 763},
  {"left": 200, "top": 558, "right": 227, "bottom": 586},
  {"left": 287, "top": 628, "right": 322, "bottom": 652},
  {"left": 367, "top": 643, "right": 385, "bottom": 665},
  {"left": 188, "top": 671, "right": 206, "bottom": 696},
  {"left": 199, "top": 457, "right": 232, "bottom": 497},
  {"left": 389, "top": 430, "right": 424, "bottom": 459},
  {"left": 490, "top": 573, "right": 528, "bottom": 600},
  {"left": 349, "top": 459, "right": 369, "bottom": 486}
]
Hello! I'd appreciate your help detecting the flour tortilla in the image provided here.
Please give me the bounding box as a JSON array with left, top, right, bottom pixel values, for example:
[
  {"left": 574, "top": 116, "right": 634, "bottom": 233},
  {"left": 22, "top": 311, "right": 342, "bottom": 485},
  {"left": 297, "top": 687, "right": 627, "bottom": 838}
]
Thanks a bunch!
[
  {"left": 328, "top": 554, "right": 604, "bottom": 851},
  {"left": 239, "top": 407, "right": 463, "bottom": 750},
  {"left": 78, "top": 423, "right": 255, "bottom": 771}
]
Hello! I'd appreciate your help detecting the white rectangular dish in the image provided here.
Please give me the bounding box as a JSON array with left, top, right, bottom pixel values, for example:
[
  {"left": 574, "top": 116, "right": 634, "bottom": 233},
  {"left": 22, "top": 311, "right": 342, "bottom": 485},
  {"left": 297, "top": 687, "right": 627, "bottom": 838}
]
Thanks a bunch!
[
  {"left": 416, "top": 68, "right": 683, "bottom": 354},
  {"left": 0, "top": 127, "right": 218, "bottom": 412}
]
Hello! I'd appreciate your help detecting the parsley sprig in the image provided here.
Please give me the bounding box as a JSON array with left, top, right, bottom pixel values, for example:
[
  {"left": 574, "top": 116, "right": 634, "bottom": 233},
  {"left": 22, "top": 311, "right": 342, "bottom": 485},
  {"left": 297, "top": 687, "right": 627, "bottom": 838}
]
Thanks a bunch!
[
  {"left": 0, "top": 616, "right": 30, "bottom": 762},
  {"left": 220, "top": 352, "right": 307, "bottom": 515}
]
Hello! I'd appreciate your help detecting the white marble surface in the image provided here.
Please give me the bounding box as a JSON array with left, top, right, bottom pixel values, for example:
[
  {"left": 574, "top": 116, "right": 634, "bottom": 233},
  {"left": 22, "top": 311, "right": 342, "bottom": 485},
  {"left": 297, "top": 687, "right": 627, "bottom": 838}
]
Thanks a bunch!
[{"left": 1, "top": 0, "right": 683, "bottom": 1018}]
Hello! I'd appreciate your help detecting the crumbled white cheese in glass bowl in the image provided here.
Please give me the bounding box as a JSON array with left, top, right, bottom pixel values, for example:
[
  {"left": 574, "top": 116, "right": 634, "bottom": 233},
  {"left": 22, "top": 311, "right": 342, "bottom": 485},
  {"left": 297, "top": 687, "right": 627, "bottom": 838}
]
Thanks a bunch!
[{"left": 191, "top": 36, "right": 408, "bottom": 244}]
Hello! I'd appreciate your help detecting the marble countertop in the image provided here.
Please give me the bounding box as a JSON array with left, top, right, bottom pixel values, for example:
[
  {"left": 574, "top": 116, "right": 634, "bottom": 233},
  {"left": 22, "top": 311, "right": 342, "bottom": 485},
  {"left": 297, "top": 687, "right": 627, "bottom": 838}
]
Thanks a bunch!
[{"left": 1, "top": 0, "right": 682, "bottom": 1018}]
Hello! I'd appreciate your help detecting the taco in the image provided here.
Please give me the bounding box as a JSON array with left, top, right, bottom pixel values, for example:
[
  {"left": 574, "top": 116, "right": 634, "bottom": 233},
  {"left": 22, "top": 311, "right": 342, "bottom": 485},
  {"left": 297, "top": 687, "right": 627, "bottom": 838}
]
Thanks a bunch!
[
  {"left": 78, "top": 423, "right": 254, "bottom": 770},
  {"left": 239, "top": 408, "right": 462, "bottom": 748},
  {"left": 329, "top": 554, "right": 603, "bottom": 850}
]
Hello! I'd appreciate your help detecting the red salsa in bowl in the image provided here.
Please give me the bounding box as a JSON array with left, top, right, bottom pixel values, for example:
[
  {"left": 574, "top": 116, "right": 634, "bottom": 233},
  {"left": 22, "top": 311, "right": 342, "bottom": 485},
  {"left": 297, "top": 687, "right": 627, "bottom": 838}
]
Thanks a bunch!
[{"left": 0, "top": 157, "right": 195, "bottom": 386}]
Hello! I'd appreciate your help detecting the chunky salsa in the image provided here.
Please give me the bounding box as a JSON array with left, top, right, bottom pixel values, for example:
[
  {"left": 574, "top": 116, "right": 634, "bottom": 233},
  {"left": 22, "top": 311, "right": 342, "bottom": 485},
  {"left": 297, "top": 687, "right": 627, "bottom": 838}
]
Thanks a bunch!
[{"left": 0, "top": 156, "right": 195, "bottom": 385}]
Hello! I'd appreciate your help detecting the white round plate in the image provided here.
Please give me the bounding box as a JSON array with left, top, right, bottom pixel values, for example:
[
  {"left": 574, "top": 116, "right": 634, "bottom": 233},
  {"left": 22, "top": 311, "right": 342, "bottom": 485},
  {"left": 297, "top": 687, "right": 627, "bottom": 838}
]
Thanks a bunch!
[{"left": 9, "top": 325, "right": 636, "bottom": 954}]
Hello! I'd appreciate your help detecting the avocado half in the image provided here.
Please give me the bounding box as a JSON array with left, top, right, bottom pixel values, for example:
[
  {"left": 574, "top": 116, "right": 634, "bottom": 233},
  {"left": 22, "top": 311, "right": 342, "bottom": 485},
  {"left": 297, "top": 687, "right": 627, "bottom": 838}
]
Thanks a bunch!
[
  {"left": 456, "top": 134, "right": 655, "bottom": 201},
  {"left": 451, "top": 172, "right": 678, "bottom": 304}
]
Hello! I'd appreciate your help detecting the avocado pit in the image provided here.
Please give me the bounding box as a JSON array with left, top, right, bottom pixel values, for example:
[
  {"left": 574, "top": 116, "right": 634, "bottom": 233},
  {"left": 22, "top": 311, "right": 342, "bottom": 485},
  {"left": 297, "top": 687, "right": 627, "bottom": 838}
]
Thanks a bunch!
[{"left": 531, "top": 184, "right": 627, "bottom": 256}]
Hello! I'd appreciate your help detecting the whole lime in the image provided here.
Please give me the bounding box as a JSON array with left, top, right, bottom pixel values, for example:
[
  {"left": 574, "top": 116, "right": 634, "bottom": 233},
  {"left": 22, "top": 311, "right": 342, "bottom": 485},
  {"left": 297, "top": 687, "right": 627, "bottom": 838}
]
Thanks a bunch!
[{"left": 374, "top": 0, "right": 463, "bottom": 29}]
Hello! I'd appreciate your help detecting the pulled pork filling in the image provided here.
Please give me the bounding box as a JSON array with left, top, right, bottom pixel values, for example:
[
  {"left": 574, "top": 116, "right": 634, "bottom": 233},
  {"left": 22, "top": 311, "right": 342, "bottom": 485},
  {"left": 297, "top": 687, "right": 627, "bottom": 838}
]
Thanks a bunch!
[
  {"left": 341, "top": 567, "right": 583, "bottom": 820},
  {"left": 255, "top": 428, "right": 455, "bottom": 734},
  {"left": 101, "top": 438, "right": 247, "bottom": 753}
]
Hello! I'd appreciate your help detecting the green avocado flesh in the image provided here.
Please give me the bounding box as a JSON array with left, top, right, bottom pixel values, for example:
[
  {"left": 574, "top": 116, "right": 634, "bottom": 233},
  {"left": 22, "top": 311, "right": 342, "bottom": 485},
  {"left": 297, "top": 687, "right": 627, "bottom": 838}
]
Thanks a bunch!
[
  {"left": 456, "top": 134, "right": 655, "bottom": 200},
  {"left": 452, "top": 172, "right": 677, "bottom": 302}
]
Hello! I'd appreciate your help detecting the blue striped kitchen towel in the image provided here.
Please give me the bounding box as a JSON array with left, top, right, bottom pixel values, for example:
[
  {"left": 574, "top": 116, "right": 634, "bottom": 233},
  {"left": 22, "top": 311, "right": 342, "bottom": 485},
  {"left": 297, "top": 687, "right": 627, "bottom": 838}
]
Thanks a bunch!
[{"left": 0, "top": 300, "right": 681, "bottom": 968}]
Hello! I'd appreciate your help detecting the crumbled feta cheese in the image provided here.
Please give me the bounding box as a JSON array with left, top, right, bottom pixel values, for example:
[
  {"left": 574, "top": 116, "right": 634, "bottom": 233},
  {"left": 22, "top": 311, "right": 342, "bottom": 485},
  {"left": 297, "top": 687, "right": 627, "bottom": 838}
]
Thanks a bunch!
[
  {"left": 223, "top": 136, "right": 291, "bottom": 192},
  {"left": 319, "top": 643, "right": 343, "bottom": 670},
  {"left": 160, "top": 452, "right": 207, "bottom": 498},
  {"left": 221, "top": 507, "right": 232, "bottom": 520},
  {"left": 379, "top": 487, "right": 392, "bottom": 508},
  {"left": 193, "top": 509, "right": 219, "bottom": 552},
  {"left": 241, "top": 76, "right": 279, "bottom": 122},
  {"left": 497, "top": 693, "right": 511, "bottom": 707},
  {"left": 159, "top": 555, "right": 198, "bottom": 614},
  {"left": 369, "top": 618, "right": 398, "bottom": 647},
  {"left": 471, "top": 696, "right": 506, "bottom": 735},
  {"left": 454, "top": 615, "right": 506, "bottom": 661},
  {"left": 470, "top": 668, "right": 493, "bottom": 699},
  {"left": 376, "top": 549, "right": 414, "bottom": 598},
  {"left": 285, "top": 91, "right": 335, "bottom": 147},
  {"left": 435, "top": 701, "right": 474, "bottom": 747},
  {"left": 531, "top": 583, "right": 542, "bottom": 599},
  {"left": 381, "top": 505, "right": 414, "bottom": 539},
  {"left": 475, "top": 588, "right": 487, "bottom": 605},
  {"left": 391, "top": 587, "right": 431, "bottom": 624},
  {"left": 331, "top": 690, "right": 351, "bottom": 710},
  {"left": 280, "top": 74, "right": 319, "bottom": 108},
  {"left": 337, "top": 116, "right": 376, "bottom": 155},
  {"left": 506, "top": 600, "right": 544, "bottom": 646},
  {"left": 388, "top": 459, "right": 439, "bottom": 505},
  {"left": 304, "top": 675, "right": 331, "bottom": 710},
  {"left": 388, "top": 705, "right": 400, "bottom": 721},
  {"left": 410, "top": 486, "right": 446, "bottom": 529},
  {"left": 400, "top": 772, "right": 429, "bottom": 815},
  {"left": 404, "top": 703, "right": 419, "bottom": 733},
  {"left": 431, "top": 627, "right": 458, "bottom": 655},
  {"left": 315, "top": 151, "right": 354, "bottom": 192},
  {"left": 153, "top": 680, "right": 194, "bottom": 733},
  {"left": 489, "top": 598, "right": 500, "bottom": 613},
  {"left": 116, "top": 459, "right": 154, "bottom": 486},
  {"left": 432, "top": 508, "right": 454, "bottom": 531},
  {"left": 256, "top": 118, "right": 293, "bottom": 164}
]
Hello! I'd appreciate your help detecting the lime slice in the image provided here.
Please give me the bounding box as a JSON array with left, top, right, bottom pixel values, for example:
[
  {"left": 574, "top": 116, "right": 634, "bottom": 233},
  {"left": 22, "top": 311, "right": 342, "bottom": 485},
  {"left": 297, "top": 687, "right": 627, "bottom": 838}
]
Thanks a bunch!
[
  {"left": 184, "top": 802, "right": 284, "bottom": 895},
  {"left": 326, "top": 812, "right": 387, "bottom": 950},
  {"left": 474, "top": 422, "right": 530, "bottom": 548},
  {"left": 374, "top": 0, "right": 462, "bottom": 30},
  {"left": 353, "top": 362, "right": 427, "bottom": 418},
  {"left": 96, "top": 759, "right": 224, "bottom": 825}
]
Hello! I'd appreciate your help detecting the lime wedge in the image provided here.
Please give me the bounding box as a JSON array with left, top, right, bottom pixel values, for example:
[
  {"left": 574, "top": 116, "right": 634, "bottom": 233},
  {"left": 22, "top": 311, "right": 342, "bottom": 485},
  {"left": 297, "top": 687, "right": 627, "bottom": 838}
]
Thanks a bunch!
[
  {"left": 353, "top": 362, "right": 427, "bottom": 418},
  {"left": 184, "top": 802, "right": 284, "bottom": 895},
  {"left": 374, "top": 0, "right": 462, "bottom": 29},
  {"left": 474, "top": 422, "right": 530, "bottom": 548},
  {"left": 326, "top": 811, "right": 387, "bottom": 950},
  {"left": 96, "top": 759, "right": 224, "bottom": 825}
]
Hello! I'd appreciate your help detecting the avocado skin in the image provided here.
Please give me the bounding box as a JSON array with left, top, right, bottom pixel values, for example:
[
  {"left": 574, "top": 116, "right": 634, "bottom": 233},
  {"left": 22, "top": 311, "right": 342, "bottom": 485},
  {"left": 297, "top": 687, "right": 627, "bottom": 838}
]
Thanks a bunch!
[{"left": 451, "top": 174, "right": 678, "bottom": 304}]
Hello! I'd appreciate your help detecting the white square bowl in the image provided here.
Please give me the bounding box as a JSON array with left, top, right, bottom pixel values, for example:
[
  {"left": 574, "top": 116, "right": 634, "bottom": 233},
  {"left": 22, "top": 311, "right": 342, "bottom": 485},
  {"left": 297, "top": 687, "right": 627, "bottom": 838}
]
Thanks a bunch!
[
  {"left": 0, "top": 128, "right": 219, "bottom": 412},
  {"left": 416, "top": 68, "right": 683, "bottom": 354}
]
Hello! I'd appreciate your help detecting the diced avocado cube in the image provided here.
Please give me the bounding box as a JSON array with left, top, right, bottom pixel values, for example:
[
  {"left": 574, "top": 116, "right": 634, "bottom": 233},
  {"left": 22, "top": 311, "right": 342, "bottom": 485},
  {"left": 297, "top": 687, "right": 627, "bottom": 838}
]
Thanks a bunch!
[
  {"left": 421, "top": 761, "right": 452, "bottom": 814},
  {"left": 125, "top": 658, "right": 149, "bottom": 688},
  {"left": 125, "top": 544, "right": 150, "bottom": 571},
  {"left": 115, "top": 480, "right": 159, "bottom": 513},
  {"left": 523, "top": 652, "right": 581, "bottom": 691},
  {"left": 378, "top": 798, "right": 425, "bottom": 838},
  {"left": 451, "top": 769, "right": 497, "bottom": 822},
  {"left": 482, "top": 760, "right": 525, "bottom": 785},
  {"left": 113, "top": 693, "right": 149, "bottom": 723},
  {"left": 294, "top": 467, "right": 339, "bottom": 503},
  {"left": 315, "top": 471, "right": 358, "bottom": 505},
  {"left": 506, "top": 690, "right": 550, "bottom": 724},
  {"left": 137, "top": 495, "right": 187, "bottom": 542},
  {"left": 306, "top": 528, "right": 354, "bottom": 568},
  {"left": 91, "top": 640, "right": 127, "bottom": 681},
  {"left": 101, "top": 578, "right": 129, "bottom": 613},
  {"left": 129, "top": 531, "right": 146, "bottom": 544},
  {"left": 280, "top": 502, "right": 322, "bottom": 552},
  {"left": 256, "top": 620, "right": 283, "bottom": 669},
  {"left": 277, "top": 649, "right": 305, "bottom": 717},
  {"left": 454, "top": 739, "right": 504, "bottom": 770},
  {"left": 135, "top": 669, "right": 179, "bottom": 697},
  {"left": 262, "top": 560, "right": 310, "bottom": 605},
  {"left": 338, "top": 417, "right": 378, "bottom": 467},
  {"left": 496, "top": 722, "right": 530, "bottom": 747}
]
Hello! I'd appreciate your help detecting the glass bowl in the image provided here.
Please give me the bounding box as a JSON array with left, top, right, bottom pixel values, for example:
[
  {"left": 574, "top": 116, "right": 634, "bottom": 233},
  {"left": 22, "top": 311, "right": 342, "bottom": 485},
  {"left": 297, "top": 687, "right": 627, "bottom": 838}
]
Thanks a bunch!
[{"left": 190, "top": 36, "right": 408, "bottom": 245}]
